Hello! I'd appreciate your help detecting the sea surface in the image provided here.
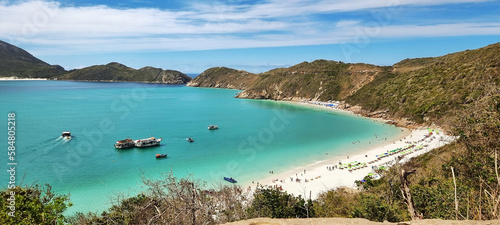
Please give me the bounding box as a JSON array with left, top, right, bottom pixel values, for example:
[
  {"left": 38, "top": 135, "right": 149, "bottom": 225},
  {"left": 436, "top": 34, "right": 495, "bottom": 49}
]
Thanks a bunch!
[{"left": 0, "top": 80, "right": 402, "bottom": 215}]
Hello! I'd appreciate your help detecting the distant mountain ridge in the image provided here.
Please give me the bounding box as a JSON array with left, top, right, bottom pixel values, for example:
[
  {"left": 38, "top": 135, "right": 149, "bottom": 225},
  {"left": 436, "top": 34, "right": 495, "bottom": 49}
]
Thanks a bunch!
[
  {"left": 62, "top": 62, "right": 191, "bottom": 84},
  {"left": 0, "top": 40, "right": 191, "bottom": 84}
]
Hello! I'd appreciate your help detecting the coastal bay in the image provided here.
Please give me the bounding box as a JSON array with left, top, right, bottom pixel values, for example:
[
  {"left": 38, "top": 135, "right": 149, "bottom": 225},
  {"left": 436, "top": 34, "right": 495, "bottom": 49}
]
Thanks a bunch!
[{"left": 0, "top": 80, "right": 404, "bottom": 215}]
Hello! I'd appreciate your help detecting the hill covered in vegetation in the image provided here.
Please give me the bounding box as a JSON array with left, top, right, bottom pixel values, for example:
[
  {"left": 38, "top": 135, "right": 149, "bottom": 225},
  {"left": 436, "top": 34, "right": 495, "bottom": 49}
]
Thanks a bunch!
[
  {"left": 191, "top": 43, "right": 500, "bottom": 128},
  {"left": 347, "top": 43, "right": 500, "bottom": 124},
  {"left": 61, "top": 63, "right": 191, "bottom": 84},
  {"left": 0, "top": 40, "right": 66, "bottom": 78},
  {"left": 187, "top": 67, "right": 259, "bottom": 89},
  {"left": 236, "top": 60, "right": 384, "bottom": 101},
  {"left": 0, "top": 40, "right": 191, "bottom": 84}
]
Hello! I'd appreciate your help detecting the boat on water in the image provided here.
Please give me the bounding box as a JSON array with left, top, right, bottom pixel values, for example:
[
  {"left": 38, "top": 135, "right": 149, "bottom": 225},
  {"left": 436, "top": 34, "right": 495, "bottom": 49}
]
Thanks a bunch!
[
  {"left": 208, "top": 125, "right": 218, "bottom": 130},
  {"left": 114, "top": 138, "right": 135, "bottom": 149},
  {"left": 135, "top": 137, "right": 162, "bottom": 148},
  {"left": 187, "top": 137, "right": 194, "bottom": 142},
  {"left": 62, "top": 131, "right": 71, "bottom": 140},
  {"left": 155, "top": 153, "right": 167, "bottom": 159},
  {"left": 224, "top": 177, "right": 237, "bottom": 183}
]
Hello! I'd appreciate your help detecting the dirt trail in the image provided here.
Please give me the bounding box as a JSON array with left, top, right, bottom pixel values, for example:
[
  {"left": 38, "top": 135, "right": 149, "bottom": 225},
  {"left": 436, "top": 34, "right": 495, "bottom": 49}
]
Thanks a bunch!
[{"left": 224, "top": 218, "right": 500, "bottom": 225}]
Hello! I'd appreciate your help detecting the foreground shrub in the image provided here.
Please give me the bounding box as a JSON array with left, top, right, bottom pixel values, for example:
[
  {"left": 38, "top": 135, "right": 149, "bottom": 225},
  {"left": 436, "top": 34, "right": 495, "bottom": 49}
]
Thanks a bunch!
[
  {"left": 68, "top": 172, "right": 248, "bottom": 224},
  {"left": 247, "top": 187, "right": 314, "bottom": 218},
  {"left": 313, "top": 187, "right": 356, "bottom": 217},
  {"left": 0, "top": 184, "right": 71, "bottom": 225}
]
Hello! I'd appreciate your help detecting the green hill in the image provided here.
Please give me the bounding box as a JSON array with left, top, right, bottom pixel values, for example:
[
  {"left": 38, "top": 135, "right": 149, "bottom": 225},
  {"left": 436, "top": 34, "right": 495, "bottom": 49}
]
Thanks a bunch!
[
  {"left": 237, "top": 60, "right": 384, "bottom": 101},
  {"left": 0, "top": 40, "right": 191, "bottom": 83},
  {"left": 0, "top": 40, "right": 66, "bottom": 78},
  {"left": 346, "top": 43, "right": 500, "bottom": 124},
  {"left": 62, "top": 62, "right": 191, "bottom": 84},
  {"left": 190, "top": 43, "right": 500, "bottom": 127},
  {"left": 187, "top": 67, "right": 258, "bottom": 89}
]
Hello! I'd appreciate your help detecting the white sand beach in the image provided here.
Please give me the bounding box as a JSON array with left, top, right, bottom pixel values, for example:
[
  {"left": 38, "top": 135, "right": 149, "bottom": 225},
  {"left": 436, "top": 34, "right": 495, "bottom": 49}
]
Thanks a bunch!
[
  {"left": 247, "top": 101, "right": 458, "bottom": 200},
  {"left": 0, "top": 76, "right": 47, "bottom": 80}
]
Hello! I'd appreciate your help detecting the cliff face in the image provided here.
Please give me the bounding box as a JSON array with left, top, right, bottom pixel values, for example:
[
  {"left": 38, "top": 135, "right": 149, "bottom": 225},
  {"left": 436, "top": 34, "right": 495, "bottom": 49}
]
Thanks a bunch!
[
  {"left": 60, "top": 63, "right": 191, "bottom": 84},
  {"left": 187, "top": 67, "right": 259, "bottom": 89}
]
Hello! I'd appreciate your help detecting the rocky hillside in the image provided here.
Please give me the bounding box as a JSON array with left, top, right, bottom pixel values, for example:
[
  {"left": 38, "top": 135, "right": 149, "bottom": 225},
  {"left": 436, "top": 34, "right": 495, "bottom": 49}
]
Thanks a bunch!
[
  {"left": 0, "top": 40, "right": 65, "bottom": 78},
  {"left": 62, "top": 63, "right": 191, "bottom": 84},
  {"left": 236, "top": 60, "right": 384, "bottom": 101},
  {"left": 189, "top": 43, "right": 500, "bottom": 127},
  {"left": 347, "top": 43, "right": 500, "bottom": 124},
  {"left": 187, "top": 67, "right": 259, "bottom": 89}
]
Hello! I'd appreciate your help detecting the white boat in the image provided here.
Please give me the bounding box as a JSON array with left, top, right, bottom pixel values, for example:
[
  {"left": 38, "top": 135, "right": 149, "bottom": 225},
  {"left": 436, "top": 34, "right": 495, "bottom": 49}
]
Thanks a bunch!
[
  {"left": 62, "top": 131, "right": 71, "bottom": 140},
  {"left": 208, "top": 125, "right": 218, "bottom": 130},
  {"left": 135, "top": 137, "right": 162, "bottom": 148},
  {"left": 114, "top": 138, "right": 135, "bottom": 149}
]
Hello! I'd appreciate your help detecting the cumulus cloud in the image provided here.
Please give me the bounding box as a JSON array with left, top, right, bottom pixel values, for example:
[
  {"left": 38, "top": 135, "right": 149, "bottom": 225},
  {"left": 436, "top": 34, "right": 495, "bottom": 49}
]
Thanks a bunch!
[{"left": 0, "top": 0, "right": 497, "bottom": 55}]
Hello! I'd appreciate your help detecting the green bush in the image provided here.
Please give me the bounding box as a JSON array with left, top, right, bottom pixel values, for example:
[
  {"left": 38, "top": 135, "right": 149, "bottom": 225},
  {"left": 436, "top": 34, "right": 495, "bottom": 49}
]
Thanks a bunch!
[
  {"left": 0, "top": 184, "right": 71, "bottom": 225},
  {"left": 351, "top": 193, "right": 407, "bottom": 222},
  {"left": 247, "top": 187, "right": 314, "bottom": 218}
]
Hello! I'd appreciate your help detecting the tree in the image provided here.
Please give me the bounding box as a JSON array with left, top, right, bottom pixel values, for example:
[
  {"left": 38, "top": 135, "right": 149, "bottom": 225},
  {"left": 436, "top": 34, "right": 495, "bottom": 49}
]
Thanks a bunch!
[{"left": 0, "top": 184, "right": 72, "bottom": 225}]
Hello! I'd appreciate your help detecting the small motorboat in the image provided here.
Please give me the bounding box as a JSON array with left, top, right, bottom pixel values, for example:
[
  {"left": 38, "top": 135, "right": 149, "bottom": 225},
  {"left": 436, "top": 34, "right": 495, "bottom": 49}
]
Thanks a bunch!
[
  {"left": 155, "top": 153, "right": 167, "bottom": 159},
  {"left": 208, "top": 125, "right": 218, "bottom": 130},
  {"left": 62, "top": 131, "right": 71, "bottom": 140},
  {"left": 224, "top": 177, "right": 237, "bottom": 183},
  {"left": 187, "top": 137, "right": 194, "bottom": 143}
]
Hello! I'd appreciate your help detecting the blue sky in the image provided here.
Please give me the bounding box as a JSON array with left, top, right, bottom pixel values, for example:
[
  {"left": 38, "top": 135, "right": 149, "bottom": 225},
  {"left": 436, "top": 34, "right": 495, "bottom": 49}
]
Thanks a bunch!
[{"left": 0, "top": 0, "right": 499, "bottom": 74}]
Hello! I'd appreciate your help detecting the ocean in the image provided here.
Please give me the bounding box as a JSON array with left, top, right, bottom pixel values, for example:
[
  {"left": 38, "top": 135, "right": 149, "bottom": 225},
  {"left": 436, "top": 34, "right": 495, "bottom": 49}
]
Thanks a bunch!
[{"left": 0, "top": 80, "right": 402, "bottom": 215}]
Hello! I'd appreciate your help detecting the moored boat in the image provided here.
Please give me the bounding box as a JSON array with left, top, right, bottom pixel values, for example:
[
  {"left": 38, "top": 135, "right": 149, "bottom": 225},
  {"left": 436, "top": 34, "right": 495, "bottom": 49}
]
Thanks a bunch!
[
  {"left": 224, "top": 177, "right": 237, "bottom": 183},
  {"left": 114, "top": 138, "right": 135, "bottom": 149},
  {"left": 155, "top": 153, "right": 167, "bottom": 159},
  {"left": 135, "top": 137, "right": 162, "bottom": 148},
  {"left": 208, "top": 125, "right": 218, "bottom": 130},
  {"left": 187, "top": 137, "right": 194, "bottom": 142}
]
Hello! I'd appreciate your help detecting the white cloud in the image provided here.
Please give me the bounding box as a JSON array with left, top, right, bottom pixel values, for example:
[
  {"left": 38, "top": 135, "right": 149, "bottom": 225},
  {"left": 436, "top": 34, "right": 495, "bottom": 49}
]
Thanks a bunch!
[{"left": 0, "top": 0, "right": 497, "bottom": 55}]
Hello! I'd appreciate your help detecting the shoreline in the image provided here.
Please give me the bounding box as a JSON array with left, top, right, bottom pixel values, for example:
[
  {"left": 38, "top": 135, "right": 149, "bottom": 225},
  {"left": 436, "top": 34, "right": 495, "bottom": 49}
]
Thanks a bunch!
[
  {"left": 0, "top": 77, "right": 48, "bottom": 81},
  {"left": 0, "top": 77, "right": 190, "bottom": 84},
  {"left": 244, "top": 99, "right": 457, "bottom": 200}
]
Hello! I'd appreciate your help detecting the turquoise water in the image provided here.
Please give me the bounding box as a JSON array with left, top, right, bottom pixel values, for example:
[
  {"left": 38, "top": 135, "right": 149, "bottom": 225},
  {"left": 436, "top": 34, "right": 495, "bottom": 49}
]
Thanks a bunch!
[{"left": 0, "top": 81, "right": 402, "bottom": 215}]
